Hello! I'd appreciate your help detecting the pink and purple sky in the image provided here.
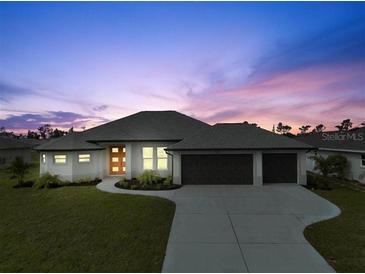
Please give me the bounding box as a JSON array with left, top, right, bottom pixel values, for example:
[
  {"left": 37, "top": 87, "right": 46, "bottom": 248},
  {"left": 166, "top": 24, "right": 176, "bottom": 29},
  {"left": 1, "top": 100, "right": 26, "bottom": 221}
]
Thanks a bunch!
[{"left": 0, "top": 2, "right": 364, "bottom": 134}]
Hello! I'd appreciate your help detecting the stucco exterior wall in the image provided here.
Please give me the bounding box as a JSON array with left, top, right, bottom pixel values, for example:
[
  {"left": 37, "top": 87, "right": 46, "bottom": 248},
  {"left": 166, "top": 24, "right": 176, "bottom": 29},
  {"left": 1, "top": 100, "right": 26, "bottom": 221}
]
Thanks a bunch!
[
  {"left": 98, "top": 141, "right": 175, "bottom": 179},
  {"left": 129, "top": 142, "right": 174, "bottom": 178},
  {"left": 306, "top": 150, "right": 365, "bottom": 183},
  {"left": 170, "top": 149, "right": 307, "bottom": 186},
  {"left": 40, "top": 150, "right": 104, "bottom": 181},
  {"left": 38, "top": 145, "right": 308, "bottom": 186}
]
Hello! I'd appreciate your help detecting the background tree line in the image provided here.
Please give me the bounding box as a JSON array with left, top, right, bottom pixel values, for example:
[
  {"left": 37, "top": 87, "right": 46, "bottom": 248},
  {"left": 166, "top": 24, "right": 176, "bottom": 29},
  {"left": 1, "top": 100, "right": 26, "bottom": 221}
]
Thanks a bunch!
[
  {"left": 1, "top": 119, "right": 364, "bottom": 140},
  {"left": 0, "top": 124, "right": 72, "bottom": 140}
]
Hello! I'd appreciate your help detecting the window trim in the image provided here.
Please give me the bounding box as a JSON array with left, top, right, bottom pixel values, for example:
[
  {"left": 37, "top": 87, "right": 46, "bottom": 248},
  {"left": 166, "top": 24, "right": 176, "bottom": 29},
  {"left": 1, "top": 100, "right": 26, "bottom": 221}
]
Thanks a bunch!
[
  {"left": 361, "top": 155, "right": 365, "bottom": 168},
  {"left": 157, "top": 147, "right": 168, "bottom": 170},
  {"left": 78, "top": 153, "right": 91, "bottom": 163},
  {"left": 142, "top": 147, "right": 154, "bottom": 170},
  {"left": 54, "top": 154, "right": 67, "bottom": 165}
]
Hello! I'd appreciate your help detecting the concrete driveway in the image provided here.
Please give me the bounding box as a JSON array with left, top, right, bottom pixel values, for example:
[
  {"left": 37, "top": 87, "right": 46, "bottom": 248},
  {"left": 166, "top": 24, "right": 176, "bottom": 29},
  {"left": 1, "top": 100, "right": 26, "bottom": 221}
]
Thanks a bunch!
[{"left": 97, "top": 179, "right": 340, "bottom": 273}]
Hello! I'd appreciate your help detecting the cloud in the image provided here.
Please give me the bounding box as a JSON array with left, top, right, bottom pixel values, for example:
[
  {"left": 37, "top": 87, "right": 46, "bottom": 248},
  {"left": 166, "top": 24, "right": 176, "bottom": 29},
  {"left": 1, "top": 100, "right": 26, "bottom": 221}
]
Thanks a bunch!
[
  {"left": 0, "top": 111, "right": 109, "bottom": 131},
  {"left": 248, "top": 19, "right": 365, "bottom": 83},
  {"left": 0, "top": 81, "right": 35, "bottom": 102},
  {"left": 92, "top": 104, "right": 109, "bottom": 112},
  {"left": 179, "top": 62, "right": 365, "bottom": 132}
]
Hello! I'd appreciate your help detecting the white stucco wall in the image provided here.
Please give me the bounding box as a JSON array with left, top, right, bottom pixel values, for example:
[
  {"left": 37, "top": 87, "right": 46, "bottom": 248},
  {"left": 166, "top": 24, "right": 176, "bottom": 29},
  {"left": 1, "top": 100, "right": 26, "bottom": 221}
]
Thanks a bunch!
[
  {"left": 40, "top": 150, "right": 104, "bottom": 181},
  {"left": 306, "top": 150, "right": 365, "bottom": 183},
  {"left": 78, "top": 141, "right": 175, "bottom": 180},
  {"left": 39, "top": 144, "right": 308, "bottom": 186},
  {"left": 170, "top": 149, "right": 307, "bottom": 186}
]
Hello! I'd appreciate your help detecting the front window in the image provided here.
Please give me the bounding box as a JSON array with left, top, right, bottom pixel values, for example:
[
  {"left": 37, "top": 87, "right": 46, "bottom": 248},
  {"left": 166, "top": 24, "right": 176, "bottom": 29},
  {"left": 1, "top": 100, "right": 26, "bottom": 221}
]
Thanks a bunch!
[
  {"left": 361, "top": 155, "right": 365, "bottom": 167},
  {"left": 111, "top": 147, "right": 119, "bottom": 153},
  {"left": 78, "top": 154, "right": 91, "bottom": 163},
  {"left": 157, "top": 147, "right": 168, "bottom": 170},
  {"left": 42, "top": 154, "right": 46, "bottom": 164},
  {"left": 143, "top": 147, "right": 153, "bottom": 170},
  {"left": 54, "top": 155, "right": 67, "bottom": 164}
]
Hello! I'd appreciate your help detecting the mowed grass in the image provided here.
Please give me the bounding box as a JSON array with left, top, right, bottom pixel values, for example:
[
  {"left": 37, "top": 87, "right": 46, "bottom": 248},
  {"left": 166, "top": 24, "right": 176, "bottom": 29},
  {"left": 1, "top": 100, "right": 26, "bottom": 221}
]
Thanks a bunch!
[
  {"left": 0, "top": 164, "right": 175, "bottom": 272},
  {"left": 304, "top": 181, "right": 365, "bottom": 272}
]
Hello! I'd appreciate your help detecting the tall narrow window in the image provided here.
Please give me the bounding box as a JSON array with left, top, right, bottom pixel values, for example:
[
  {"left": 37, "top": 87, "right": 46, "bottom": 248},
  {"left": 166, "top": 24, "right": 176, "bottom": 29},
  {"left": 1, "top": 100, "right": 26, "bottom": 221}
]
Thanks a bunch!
[
  {"left": 78, "top": 154, "right": 91, "bottom": 163},
  {"left": 157, "top": 147, "right": 168, "bottom": 170},
  {"left": 142, "top": 147, "right": 153, "bottom": 170},
  {"left": 361, "top": 155, "right": 365, "bottom": 167},
  {"left": 42, "top": 154, "right": 46, "bottom": 164},
  {"left": 54, "top": 155, "right": 67, "bottom": 164}
]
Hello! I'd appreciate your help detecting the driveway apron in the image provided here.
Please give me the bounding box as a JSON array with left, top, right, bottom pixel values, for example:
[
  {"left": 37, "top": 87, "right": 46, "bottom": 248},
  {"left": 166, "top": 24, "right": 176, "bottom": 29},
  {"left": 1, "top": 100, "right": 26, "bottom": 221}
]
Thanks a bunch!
[{"left": 97, "top": 179, "right": 340, "bottom": 273}]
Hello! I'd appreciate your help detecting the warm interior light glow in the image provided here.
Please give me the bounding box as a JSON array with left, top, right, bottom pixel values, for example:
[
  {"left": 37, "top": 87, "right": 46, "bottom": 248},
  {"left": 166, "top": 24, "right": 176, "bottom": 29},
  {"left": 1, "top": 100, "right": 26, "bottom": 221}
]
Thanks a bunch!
[
  {"left": 54, "top": 154, "right": 66, "bottom": 164},
  {"left": 78, "top": 154, "right": 91, "bottom": 163}
]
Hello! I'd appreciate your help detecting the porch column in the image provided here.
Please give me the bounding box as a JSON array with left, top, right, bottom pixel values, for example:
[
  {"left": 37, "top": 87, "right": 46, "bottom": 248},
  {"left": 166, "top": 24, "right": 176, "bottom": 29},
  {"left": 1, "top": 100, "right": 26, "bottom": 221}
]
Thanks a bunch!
[
  {"left": 297, "top": 151, "right": 307, "bottom": 185},
  {"left": 172, "top": 152, "right": 182, "bottom": 185},
  {"left": 125, "top": 143, "right": 132, "bottom": 180},
  {"left": 253, "top": 151, "right": 263, "bottom": 186}
]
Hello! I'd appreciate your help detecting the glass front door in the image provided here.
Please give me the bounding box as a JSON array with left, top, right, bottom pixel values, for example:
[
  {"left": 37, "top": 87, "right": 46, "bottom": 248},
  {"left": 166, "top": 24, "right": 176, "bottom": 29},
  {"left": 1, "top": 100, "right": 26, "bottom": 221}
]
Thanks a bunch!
[{"left": 109, "top": 146, "right": 126, "bottom": 175}]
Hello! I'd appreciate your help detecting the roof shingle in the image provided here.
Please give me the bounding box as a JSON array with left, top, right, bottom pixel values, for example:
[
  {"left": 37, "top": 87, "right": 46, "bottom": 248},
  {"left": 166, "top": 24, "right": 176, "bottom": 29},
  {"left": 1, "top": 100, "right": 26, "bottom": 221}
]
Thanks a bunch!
[
  {"left": 295, "top": 127, "right": 365, "bottom": 151},
  {"left": 167, "top": 123, "right": 313, "bottom": 150}
]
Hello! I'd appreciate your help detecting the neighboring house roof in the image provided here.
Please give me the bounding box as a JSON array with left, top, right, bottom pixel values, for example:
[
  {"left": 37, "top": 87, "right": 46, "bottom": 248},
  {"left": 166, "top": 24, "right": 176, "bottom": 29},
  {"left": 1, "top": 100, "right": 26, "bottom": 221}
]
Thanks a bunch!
[
  {"left": 36, "top": 132, "right": 104, "bottom": 151},
  {"left": 167, "top": 123, "right": 313, "bottom": 151},
  {"left": 0, "top": 136, "right": 35, "bottom": 150},
  {"left": 36, "top": 111, "right": 210, "bottom": 151},
  {"left": 82, "top": 111, "right": 210, "bottom": 141},
  {"left": 295, "top": 127, "right": 365, "bottom": 152},
  {"left": 20, "top": 138, "right": 48, "bottom": 147}
]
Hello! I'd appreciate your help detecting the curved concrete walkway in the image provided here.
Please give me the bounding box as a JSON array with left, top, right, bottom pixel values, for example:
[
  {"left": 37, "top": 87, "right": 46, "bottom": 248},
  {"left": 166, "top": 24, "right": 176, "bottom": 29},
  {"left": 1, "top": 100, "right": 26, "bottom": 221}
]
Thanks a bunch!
[{"left": 97, "top": 178, "right": 340, "bottom": 273}]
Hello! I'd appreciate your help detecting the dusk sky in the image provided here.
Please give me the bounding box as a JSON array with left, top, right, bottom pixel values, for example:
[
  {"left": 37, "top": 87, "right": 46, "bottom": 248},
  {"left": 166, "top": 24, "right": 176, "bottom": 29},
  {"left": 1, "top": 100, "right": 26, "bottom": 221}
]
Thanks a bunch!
[{"left": 0, "top": 2, "right": 364, "bottom": 133}]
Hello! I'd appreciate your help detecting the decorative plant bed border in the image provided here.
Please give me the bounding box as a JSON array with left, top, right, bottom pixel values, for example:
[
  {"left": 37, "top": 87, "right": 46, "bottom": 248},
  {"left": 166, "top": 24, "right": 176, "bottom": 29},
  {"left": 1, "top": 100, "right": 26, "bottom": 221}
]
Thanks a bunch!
[
  {"left": 13, "top": 178, "right": 102, "bottom": 189},
  {"left": 115, "top": 179, "right": 181, "bottom": 191}
]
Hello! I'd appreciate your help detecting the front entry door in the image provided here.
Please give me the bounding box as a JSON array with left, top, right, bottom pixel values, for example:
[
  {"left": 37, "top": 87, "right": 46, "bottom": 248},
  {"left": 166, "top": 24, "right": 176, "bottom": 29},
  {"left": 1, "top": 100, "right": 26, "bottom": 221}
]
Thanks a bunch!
[{"left": 110, "top": 146, "right": 126, "bottom": 175}]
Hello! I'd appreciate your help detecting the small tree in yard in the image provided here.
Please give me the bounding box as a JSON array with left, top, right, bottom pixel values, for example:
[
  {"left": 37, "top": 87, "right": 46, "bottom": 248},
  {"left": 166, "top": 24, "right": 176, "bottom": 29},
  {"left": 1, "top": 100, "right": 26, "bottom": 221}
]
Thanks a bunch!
[
  {"left": 310, "top": 154, "right": 347, "bottom": 178},
  {"left": 328, "top": 154, "right": 347, "bottom": 178},
  {"left": 9, "top": 157, "right": 30, "bottom": 186},
  {"left": 310, "top": 155, "right": 331, "bottom": 177}
]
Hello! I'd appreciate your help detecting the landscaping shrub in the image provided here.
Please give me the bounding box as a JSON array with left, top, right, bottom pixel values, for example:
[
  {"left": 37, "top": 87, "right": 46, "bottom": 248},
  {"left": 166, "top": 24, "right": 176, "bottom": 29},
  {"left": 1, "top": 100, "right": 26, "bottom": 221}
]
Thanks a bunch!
[
  {"left": 306, "top": 172, "right": 333, "bottom": 190},
  {"left": 327, "top": 154, "right": 347, "bottom": 179},
  {"left": 163, "top": 175, "right": 173, "bottom": 187},
  {"left": 115, "top": 174, "right": 179, "bottom": 191},
  {"left": 137, "top": 170, "right": 161, "bottom": 186},
  {"left": 311, "top": 154, "right": 347, "bottom": 178},
  {"left": 13, "top": 180, "right": 34, "bottom": 188},
  {"left": 310, "top": 155, "right": 331, "bottom": 177},
  {"left": 34, "top": 173, "right": 63, "bottom": 189},
  {"left": 9, "top": 157, "right": 30, "bottom": 187}
]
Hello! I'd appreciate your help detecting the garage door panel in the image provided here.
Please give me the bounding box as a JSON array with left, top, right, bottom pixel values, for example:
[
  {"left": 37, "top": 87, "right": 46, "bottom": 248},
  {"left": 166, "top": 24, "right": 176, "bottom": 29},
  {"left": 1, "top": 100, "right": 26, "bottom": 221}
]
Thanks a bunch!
[
  {"left": 263, "top": 153, "right": 297, "bottom": 184},
  {"left": 182, "top": 154, "right": 253, "bottom": 185}
]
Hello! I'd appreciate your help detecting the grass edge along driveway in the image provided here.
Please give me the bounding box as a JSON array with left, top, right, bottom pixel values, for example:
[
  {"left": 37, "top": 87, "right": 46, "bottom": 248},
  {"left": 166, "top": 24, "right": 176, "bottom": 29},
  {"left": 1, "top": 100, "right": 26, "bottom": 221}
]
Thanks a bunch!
[
  {"left": 0, "top": 165, "right": 176, "bottom": 272},
  {"left": 304, "top": 181, "right": 365, "bottom": 273}
]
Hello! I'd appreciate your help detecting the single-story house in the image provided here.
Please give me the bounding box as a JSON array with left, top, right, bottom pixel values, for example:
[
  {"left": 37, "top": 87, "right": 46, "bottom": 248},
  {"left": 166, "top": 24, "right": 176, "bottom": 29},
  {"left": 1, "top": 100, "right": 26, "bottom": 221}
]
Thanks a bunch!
[
  {"left": 36, "top": 111, "right": 312, "bottom": 186},
  {"left": 296, "top": 127, "right": 365, "bottom": 183},
  {"left": 0, "top": 137, "right": 43, "bottom": 166}
]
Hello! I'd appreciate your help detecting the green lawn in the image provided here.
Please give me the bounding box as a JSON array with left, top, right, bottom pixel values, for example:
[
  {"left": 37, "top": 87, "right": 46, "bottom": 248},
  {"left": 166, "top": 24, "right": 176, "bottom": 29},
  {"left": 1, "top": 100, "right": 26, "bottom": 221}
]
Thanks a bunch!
[
  {"left": 304, "top": 180, "right": 365, "bottom": 272},
  {"left": 0, "top": 164, "right": 175, "bottom": 272}
]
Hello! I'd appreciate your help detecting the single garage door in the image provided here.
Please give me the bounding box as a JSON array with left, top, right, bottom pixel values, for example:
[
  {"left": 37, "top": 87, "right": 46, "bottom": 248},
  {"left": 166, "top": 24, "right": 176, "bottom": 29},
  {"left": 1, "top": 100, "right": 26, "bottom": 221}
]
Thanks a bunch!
[
  {"left": 263, "top": 153, "right": 297, "bottom": 184},
  {"left": 181, "top": 154, "right": 253, "bottom": 185}
]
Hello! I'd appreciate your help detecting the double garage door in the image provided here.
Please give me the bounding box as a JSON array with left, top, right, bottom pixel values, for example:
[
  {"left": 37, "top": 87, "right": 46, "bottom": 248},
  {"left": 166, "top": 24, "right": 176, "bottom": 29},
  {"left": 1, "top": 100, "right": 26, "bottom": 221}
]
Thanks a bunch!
[{"left": 181, "top": 153, "right": 297, "bottom": 185}]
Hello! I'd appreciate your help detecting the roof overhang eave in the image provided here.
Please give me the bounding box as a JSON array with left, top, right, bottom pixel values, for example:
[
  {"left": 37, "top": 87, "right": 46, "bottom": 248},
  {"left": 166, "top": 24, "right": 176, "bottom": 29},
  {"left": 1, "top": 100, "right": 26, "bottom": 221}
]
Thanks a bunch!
[{"left": 166, "top": 146, "right": 314, "bottom": 151}]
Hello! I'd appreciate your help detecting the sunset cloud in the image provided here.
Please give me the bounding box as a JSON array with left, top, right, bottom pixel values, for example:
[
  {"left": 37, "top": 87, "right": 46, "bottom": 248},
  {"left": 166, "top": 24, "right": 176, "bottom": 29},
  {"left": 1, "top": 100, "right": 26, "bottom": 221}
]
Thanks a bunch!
[{"left": 0, "top": 2, "right": 364, "bottom": 134}]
